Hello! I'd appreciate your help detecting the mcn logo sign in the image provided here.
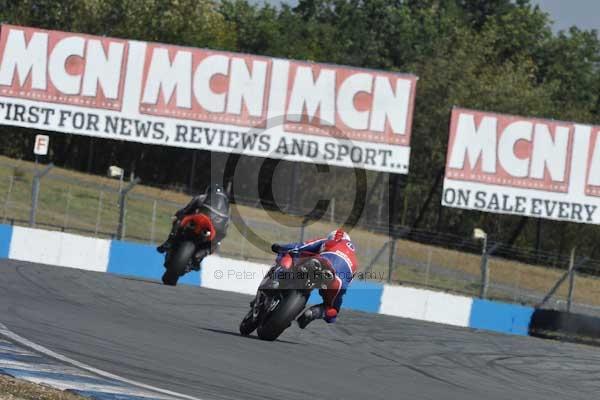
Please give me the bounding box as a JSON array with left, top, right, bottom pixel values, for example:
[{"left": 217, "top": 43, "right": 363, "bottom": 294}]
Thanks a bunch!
[
  {"left": 0, "top": 25, "right": 418, "bottom": 173},
  {"left": 443, "top": 108, "right": 600, "bottom": 224}
]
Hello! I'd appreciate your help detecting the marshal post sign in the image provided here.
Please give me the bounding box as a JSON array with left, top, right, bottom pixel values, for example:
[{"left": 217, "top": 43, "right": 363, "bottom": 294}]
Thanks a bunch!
[
  {"left": 443, "top": 107, "right": 600, "bottom": 224},
  {"left": 0, "top": 25, "right": 418, "bottom": 173}
]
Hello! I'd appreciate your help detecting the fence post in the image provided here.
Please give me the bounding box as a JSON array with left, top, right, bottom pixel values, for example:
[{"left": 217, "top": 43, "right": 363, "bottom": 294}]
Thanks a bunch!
[
  {"left": 537, "top": 254, "right": 587, "bottom": 308},
  {"left": 387, "top": 239, "right": 396, "bottom": 283},
  {"left": 62, "top": 187, "right": 72, "bottom": 229},
  {"left": 364, "top": 241, "right": 389, "bottom": 277},
  {"left": 95, "top": 191, "right": 104, "bottom": 235},
  {"left": 330, "top": 197, "right": 335, "bottom": 223},
  {"left": 29, "top": 178, "right": 39, "bottom": 227},
  {"left": 116, "top": 178, "right": 140, "bottom": 240},
  {"left": 150, "top": 200, "right": 157, "bottom": 243},
  {"left": 377, "top": 184, "right": 385, "bottom": 226},
  {"left": 567, "top": 247, "right": 576, "bottom": 313},
  {"left": 513, "top": 269, "right": 522, "bottom": 303},
  {"left": 240, "top": 222, "right": 248, "bottom": 259},
  {"left": 29, "top": 163, "right": 54, "bottom": 227},
  {"left": 2, "top": 174, "right": 14, "bottom": 224},
  {"left": 425, "top": 248, "right": 432, "bottom": 287},
  {"left": 479, "top": 235, "right": 489, "bottom": 299}
]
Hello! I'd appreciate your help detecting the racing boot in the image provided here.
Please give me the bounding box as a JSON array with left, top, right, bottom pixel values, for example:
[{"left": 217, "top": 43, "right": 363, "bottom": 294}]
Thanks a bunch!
[
  {"left": 297, "top": 304, "right": 325, "bottom": 329},
  {"left": 156, "top": 237, "right": 173, "bottom": 253},
  {"left": 157, "top": 220, "right": 179, "bottom": 253}
]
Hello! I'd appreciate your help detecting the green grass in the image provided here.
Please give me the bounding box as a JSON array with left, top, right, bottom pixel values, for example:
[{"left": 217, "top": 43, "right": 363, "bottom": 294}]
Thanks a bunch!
[{"left": 1, "top": 155, "right": 600, "bottom": 308}]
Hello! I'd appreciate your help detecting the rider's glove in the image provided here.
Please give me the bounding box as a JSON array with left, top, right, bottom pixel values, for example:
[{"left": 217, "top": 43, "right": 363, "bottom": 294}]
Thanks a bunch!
[{"left": 324, "top": 307, "right": 338, "bottom": 323}]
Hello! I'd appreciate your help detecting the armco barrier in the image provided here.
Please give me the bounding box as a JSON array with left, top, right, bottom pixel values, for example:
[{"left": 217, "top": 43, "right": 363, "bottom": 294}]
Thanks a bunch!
[
  {"left": 8, "top": 226, "right": 110, "bottom": 272},
  {"left": 0, "top": 224, "right": 11, "bottom": 259},
  {"left": 108, "top": 240, "right": 201, "bottom": 286},
  {"left": 379, "top": 285, "right": 472, "bottom": 327},
  {"left": 200, "top": 256, "right": 268, "bottom": 294},
  {"left": 308, "top": 281, "right": 384, "bottom": 313},
  {"left": 469, "top": 299, "right": 534, "bottom": 336},
  {"left": 0, "top": 224, "right": 545, "bottom": 338}
]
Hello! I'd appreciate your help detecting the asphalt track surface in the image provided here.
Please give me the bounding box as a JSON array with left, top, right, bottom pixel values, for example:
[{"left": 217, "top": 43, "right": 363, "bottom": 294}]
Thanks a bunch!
[{"left": 1, "top": 259, "right": 599, "bottom": 400}]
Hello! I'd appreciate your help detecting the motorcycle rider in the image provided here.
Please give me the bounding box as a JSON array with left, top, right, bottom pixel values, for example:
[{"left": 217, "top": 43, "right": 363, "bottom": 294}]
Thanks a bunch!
[
  {"left": 270, "top": 229, "right": 358, "bottom": 328},
  {"left": 157, "top": 184, "right": 230, "bottom": 266}
]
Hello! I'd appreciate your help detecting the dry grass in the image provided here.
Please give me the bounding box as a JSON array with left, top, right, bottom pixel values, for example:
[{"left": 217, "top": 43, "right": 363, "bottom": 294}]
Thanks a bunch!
[
  {"left": 0, "top": 374, "right": 85, "bottom": 400},
  {"left": 2, "top": 155, "right": 600, "bottom": 307}
]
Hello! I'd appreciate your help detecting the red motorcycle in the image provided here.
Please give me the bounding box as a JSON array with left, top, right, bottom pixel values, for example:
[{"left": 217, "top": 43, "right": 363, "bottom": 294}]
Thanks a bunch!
[{"left": 162, "top": 214, "right": 213, "bottom": 286}]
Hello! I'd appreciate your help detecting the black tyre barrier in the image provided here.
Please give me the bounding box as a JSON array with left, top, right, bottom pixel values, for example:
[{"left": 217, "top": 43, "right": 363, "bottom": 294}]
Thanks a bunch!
[{"left": 529, "top": 309, "right": 600, "bottom": 345}]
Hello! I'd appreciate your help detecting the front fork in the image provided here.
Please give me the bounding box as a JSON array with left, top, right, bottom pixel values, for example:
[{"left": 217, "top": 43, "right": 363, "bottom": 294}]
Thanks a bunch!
[
  {"left": 251, "top": 260, "right": 328, "bottom": 315},
  {"left": 249, "top": 289, "right": 281, "bottom": 322}
]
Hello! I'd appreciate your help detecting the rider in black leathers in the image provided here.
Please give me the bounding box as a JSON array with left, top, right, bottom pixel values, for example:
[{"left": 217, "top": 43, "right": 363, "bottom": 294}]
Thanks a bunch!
[{"left": 157, "top": 184, "right": 230, "bottom": 263}]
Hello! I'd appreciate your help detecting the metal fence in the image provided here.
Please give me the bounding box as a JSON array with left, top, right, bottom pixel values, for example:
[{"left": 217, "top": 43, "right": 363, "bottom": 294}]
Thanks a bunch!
[{"left": 2, "top": 158, "right": 600, "bottom": 315}]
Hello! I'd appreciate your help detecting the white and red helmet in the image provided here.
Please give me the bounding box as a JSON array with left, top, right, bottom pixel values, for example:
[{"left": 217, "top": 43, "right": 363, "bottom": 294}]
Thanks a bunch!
[{"left": 326, "top": 229, "right": 351, "bottom": 242}]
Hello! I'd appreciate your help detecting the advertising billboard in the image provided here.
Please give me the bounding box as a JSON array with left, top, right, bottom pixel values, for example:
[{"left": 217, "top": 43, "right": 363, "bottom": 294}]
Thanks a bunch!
[
  {"left": 443, "top": 107, "right": 600, "bottom": 224},
  {"left": 0, "top": 25, "right": 418, "bottom": 173}
]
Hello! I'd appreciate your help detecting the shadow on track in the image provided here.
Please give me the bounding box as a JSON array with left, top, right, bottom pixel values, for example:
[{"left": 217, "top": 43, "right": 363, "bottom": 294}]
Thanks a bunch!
[{"left": 198, "top": 327, "right": 301, "bottom": 345}]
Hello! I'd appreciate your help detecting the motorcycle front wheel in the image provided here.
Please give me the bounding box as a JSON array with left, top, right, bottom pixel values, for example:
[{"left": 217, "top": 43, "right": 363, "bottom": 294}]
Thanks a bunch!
[
  {"left": 162, "top": 241, "right": 196, "bottom": 286},
  {"left": 239, "top": 309, "right": 258, "bottom": 336},
  {"left": 257, "top": 290, "right": 308, "bottom": 341}
]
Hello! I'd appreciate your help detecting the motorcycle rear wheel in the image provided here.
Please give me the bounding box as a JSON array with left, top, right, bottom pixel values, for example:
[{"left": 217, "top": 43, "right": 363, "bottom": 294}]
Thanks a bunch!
[
  {"left": 162, "top": 241, "right": 196, "bottom": 286},
  {"left": 257, "top": 291, "right": 308, "bottom": 341}
]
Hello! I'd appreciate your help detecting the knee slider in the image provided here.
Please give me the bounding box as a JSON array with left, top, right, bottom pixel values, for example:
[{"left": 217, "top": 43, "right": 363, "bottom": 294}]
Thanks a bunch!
[{"left": 325, "top": 307, "right": 338, "bottom": 322}]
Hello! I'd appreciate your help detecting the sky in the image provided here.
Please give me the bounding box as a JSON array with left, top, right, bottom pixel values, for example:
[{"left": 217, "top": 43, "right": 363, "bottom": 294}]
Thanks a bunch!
[
  {"left": 532, "top": 0, "right": 599, "bottom": 32},
  {"left": 258, "top": 0, "right": 599, "bottom": 33}
]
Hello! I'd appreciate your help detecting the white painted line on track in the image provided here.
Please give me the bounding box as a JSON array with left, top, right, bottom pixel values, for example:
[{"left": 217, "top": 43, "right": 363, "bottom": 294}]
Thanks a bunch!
[{"left": 0, "top": 322, "right": 207, "bottom": 400}]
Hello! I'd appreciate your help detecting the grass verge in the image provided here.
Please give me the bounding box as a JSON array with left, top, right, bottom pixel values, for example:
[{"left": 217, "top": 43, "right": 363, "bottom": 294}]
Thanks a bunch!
[{"left": 0, "top": 374, "right": 85, "bottom": 400}]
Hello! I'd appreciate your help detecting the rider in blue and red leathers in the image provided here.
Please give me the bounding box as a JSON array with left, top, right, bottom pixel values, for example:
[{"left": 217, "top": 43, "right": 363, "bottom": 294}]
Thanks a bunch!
[{"left": 271, "top": 229, "right": 358, "bottom": 328}]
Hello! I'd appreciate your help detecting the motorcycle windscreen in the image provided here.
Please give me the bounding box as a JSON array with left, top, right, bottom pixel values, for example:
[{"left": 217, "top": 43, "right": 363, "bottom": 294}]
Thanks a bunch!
[{"left": 203, "top": 192, "right": 230, "bottom": 236}]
